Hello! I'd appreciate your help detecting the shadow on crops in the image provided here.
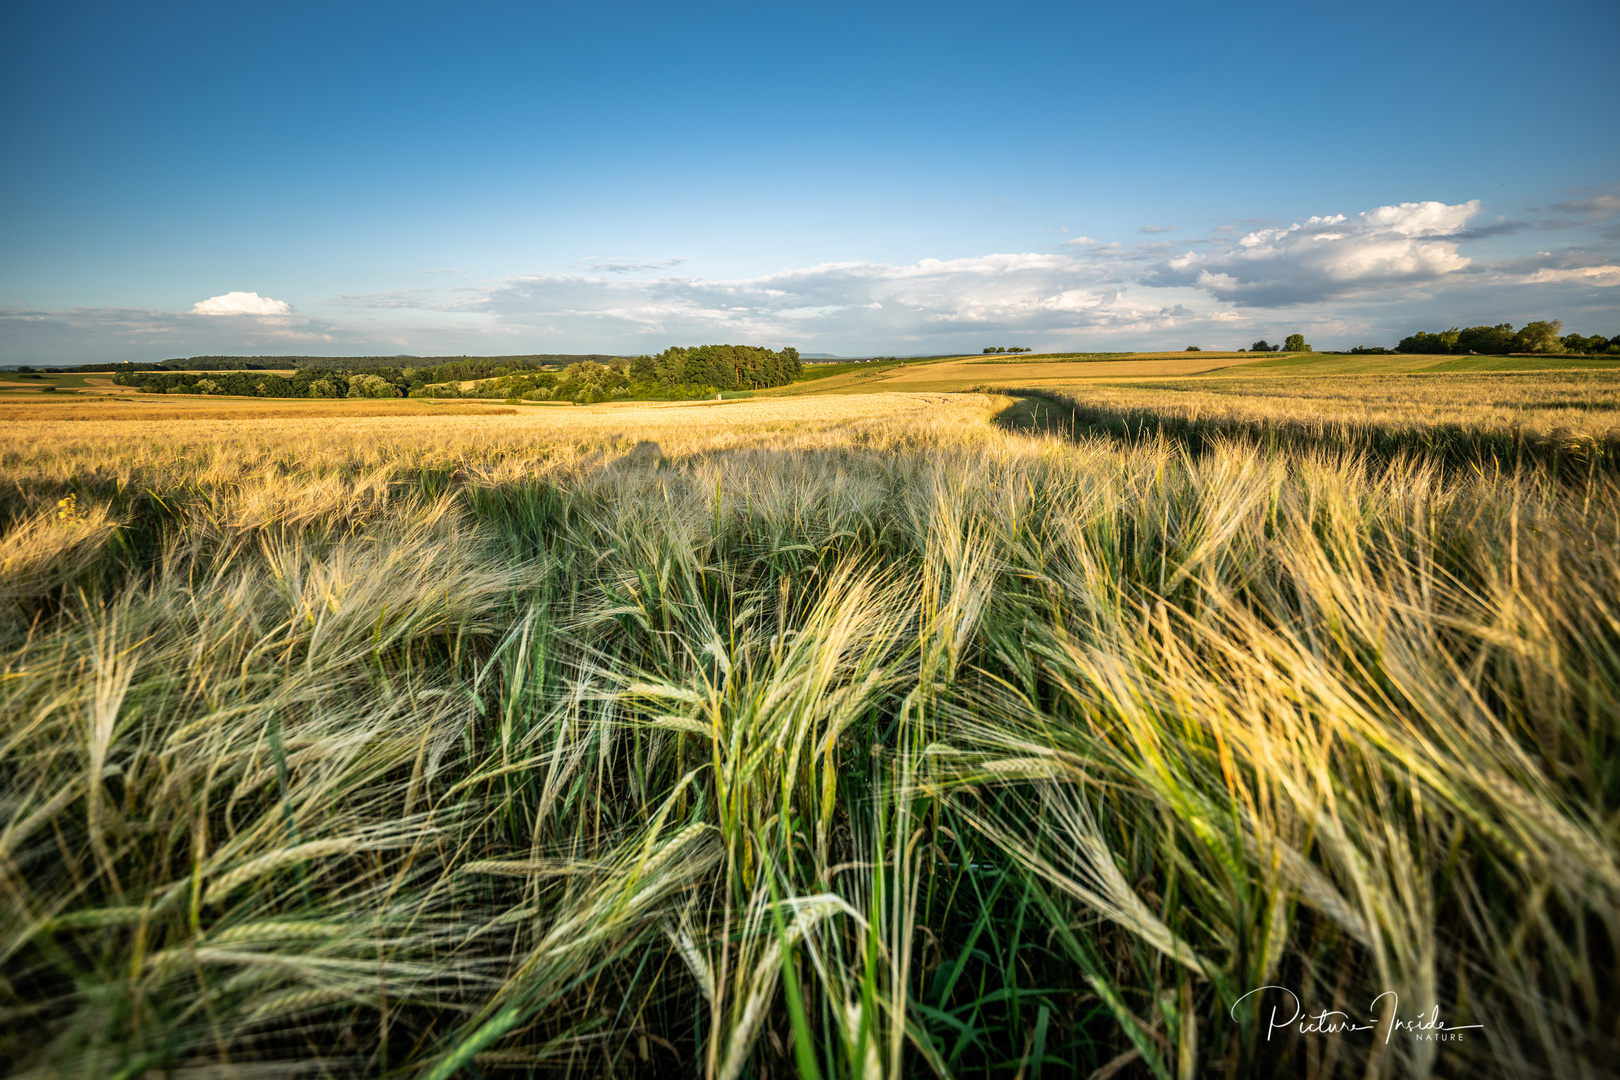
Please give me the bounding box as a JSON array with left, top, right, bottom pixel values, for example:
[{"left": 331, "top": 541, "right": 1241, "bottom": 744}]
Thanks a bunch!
[{"left": 990, "top": 387, "right": 1620, "bottom": 482}]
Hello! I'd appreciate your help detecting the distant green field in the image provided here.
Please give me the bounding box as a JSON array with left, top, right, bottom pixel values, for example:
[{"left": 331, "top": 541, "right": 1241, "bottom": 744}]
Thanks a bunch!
[
  {"left": 965, "top": 351, "right": 1134, "bottom": 365},
  {"left": 792, "top": 359, "right": 914, "bottom": 381},
  {"left": 1239, "top": 352, "right": 1620, "bottom": 375},
  {"left": 1422, "top": 353, "right": 1620, "bottom": 372},
  {"left": 792, "top": 355, "right": 973, "bottom": 381},
  {"left": 0, "top": 371, "right": 110, "bottom": 393}
]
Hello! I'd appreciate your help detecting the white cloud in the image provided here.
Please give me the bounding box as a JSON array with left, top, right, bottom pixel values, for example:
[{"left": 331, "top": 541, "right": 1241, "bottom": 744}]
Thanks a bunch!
[
  {"left": 1525, "top": 265, "right": 1620, "bottom": 286},
  {"left": 1144, "top": 200, "right": 1480, "bottom": 306},
  {"left": 1059, "top": 235, "right": 1119, "bottom": 249},
  {"left": 192, "top": 291, "right": 294, "bottom": 316},
  {"left": 581, "top": 256, "right": 688, "bottom": 274}
]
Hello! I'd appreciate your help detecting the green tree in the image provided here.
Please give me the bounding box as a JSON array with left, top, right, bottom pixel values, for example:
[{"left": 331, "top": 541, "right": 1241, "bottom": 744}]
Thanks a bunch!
[
  {"left": 1396, "top": 329, "right": 1460, "bottom": 354},
  {"left": 1456, "top": 324, "right": 1515, "bottom": 354},
  {"left": 1249, "top": 340, "right": 1276, "bottom": 353},
  {"left": 1562, "top": 333, "right": 1609, "bottom": 354},
  {"left": 1513, "top": 320, "right": 1564, "bottom": 353},
  {"left": 1283, "top": 334, "right": 1311, "bottom": 353},
  {"left": 347, "top": 374, "right": 397, "bottom": 398},
  {"left": 645, "top": 345, "right": 801, "bottom": 393},
  {"left": 553, "top": 360, "right": 630, "bottom": 403}
]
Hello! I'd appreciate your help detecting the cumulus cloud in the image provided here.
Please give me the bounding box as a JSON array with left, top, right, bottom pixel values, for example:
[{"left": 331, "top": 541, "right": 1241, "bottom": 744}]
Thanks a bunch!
[
  {"left": 191, "top": 291, "right": 294, "bottom": 315},
  {"left": 1525, "top": 265, "right": 1620, "bottom": 286},
  {"left": 1144, "top": 200, "right": 1481, "bottom": 306}
]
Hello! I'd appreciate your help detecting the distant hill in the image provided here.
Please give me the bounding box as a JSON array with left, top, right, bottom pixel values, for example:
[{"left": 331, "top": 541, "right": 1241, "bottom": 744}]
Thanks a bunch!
[
  {"left": 13, "top": 354, "right": 626, "bottom": 373},
  {"left": 801, "top": 353, "right": 968, "bottom": 364}
]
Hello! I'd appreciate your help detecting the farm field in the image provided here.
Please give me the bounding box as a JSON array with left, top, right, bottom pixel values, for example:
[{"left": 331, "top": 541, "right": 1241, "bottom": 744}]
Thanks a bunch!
[
  {"left": 2, "top": 368, "right": 1618, "bottom": 1079},
  {"left": 764, "top": 349, "right": 1620, "bottom": 398},
  {"left": 1036, "top": 369, "right": 1620, "bottom": 430},
  {"left": 1013, "top": 368, "right": 1620, "bottom": 474},
  {"left": 782, "top": 350, "right": 1620, "bottom": 472},
  {"left": 0, "top": 396, "right": 519, "bottom": 422},
  {"left": 0, "top": 370, "right": 303, "bottom": 396},
  {"left": 760, "top": 350, "right": 1275, "bottom": 395}
]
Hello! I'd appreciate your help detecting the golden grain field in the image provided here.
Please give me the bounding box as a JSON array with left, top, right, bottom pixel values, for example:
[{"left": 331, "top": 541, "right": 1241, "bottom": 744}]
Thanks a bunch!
[
  {"left": 1039, "top": 370, "right": 1620, "bottom": 435},
  {"left": 0, "top": 397, "right": 519, "bottom": 422},
  {"left": 2, "top": 383, "right": 1616, "bottom": 1079}
]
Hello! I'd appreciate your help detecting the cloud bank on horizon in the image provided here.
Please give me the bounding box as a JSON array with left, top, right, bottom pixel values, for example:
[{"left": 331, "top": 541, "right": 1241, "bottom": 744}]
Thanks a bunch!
[{"left": 4, "top": 196, "right": 1618, "bottom": 363}]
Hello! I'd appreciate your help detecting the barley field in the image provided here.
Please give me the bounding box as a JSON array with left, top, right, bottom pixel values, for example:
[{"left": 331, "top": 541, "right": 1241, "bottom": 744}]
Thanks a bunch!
[
  {"left": 0, "top": 398, "right": 518, "bottom": 423},
  {"left": 1016, "top": 369, "right": 1620, "bottom": 479},
  {"left": 2, "top": 388, "right": 1617, "bottom": 1079}
]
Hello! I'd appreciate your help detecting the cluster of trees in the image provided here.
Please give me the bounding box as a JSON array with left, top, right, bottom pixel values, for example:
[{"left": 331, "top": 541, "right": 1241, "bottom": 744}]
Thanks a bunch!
[
  {"left": 1241, "top": 335, "right": 1312, "bottom": 353},
  {"left": 982, "top": 346, "right": 1032, "bottom": 354},
  {"left": 629, "top": 344, "right": 801, "bottom": 391},
  {"left": 1393, "top": 321, "right": 1620, "bottom": 355},
  {"left": 421, "top": 361, "right": 637, "bottom": 405}
]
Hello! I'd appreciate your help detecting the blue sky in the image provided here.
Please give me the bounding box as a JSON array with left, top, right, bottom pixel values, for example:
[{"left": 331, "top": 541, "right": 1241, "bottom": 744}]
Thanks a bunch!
[{"left": 2, "top": 0, "right": 1617, "bottom": 363}]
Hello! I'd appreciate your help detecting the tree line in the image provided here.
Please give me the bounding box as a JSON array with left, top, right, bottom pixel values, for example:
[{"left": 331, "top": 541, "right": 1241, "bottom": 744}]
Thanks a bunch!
[
  {"left": 112, "top": 345, "right": 804, "bottom": 404},
  {"left": 113, "top": 368, "right": 420, "bottom": 399},
  {"left": 422, "top": 346, "right": 805, "bottom": 404},
  {"left": 1210, "top": 323, "right": 1619, "bottom": 357},
  {"left": 22, "top": 354, "right": 620, "bottom": 376},
  {"left": 1389, "top": 320, "right": 1619, "bottom": 356}
]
